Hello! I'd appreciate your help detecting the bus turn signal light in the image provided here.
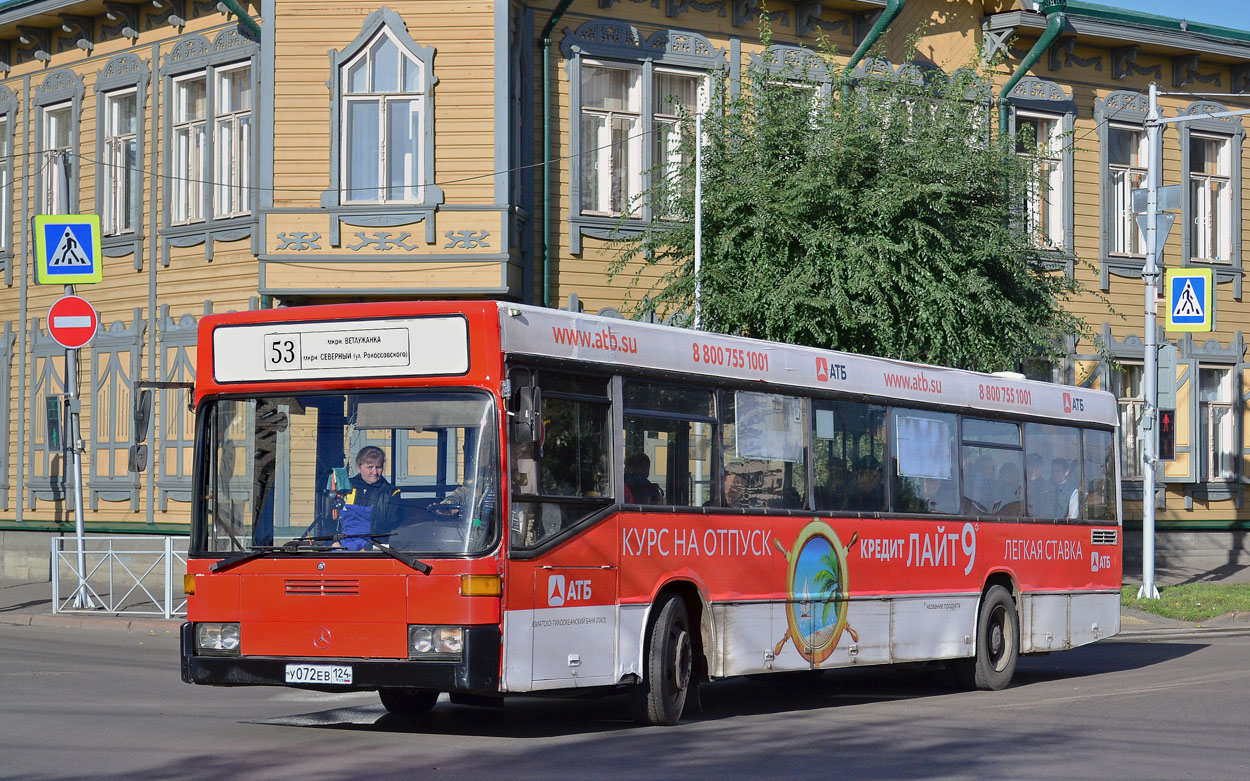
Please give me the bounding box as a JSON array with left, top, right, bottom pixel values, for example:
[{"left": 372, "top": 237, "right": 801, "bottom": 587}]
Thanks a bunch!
[
  {"left": 460, "top": 574, "right": 502, "bottom": 597},
  {"left": 184, "top": 574, "right": 196, "bottom": 595}
]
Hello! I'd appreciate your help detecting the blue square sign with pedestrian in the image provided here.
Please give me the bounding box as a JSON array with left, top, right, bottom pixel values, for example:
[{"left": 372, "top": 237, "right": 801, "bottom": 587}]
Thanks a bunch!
[
  {"left": 33, "top": 214, "right": 102, "bottom": 285},
  {"left": 1165, "top": 267, "right": 1213, "bottom": 333}
]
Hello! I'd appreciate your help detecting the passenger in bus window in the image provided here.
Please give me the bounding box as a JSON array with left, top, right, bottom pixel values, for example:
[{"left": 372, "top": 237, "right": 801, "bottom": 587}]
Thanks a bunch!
[
  {"left": 917, "top": 477, "right": 957, "bottom": 513},
  {"left": 965, "top": 455, "right": 996, "bottom": 512},
  {"left": 994, "top": 463, "right": 1024, "bottom": 515},
  {"left": 1052, "top": 458, "right": 1080, "bottom": 518},
  {"left": 1025, "top": 454, "right": 1055, "bottom": 517},
  {"left": 624, "top": 452, "right": 665, "bottom": 504},
  {"left": 339, "top": 446, "right": 400, "bottom": 549},
  {"left": 706, "top": 471, "right": 745, "bottom": 508},
  {"left": 851, "top": 455, "right": 885, "bottom": 511}
]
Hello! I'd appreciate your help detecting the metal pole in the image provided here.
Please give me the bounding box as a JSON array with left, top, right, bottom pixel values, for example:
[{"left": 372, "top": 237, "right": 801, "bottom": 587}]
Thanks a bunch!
[
  {"left": 64, "top": 282, "right": 94, "bottom": 609},
  {"left": 1138, "top": 82, "right": 1161, "bottom": 600},
  {"left": 693, "top": 112, "right": 702, "bottom": 330}
]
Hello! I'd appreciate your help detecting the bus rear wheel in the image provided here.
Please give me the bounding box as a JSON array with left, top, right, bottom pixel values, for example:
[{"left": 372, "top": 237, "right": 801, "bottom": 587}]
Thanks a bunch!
[
  {"left": 378, "top": 688, "right": 439, "bottom": 715},
  {"left": 629, "top": 594, "right": 693, "bottom": 726},
  {"left": 955, "top": 585, "right": 1018, "bottom": 691}
]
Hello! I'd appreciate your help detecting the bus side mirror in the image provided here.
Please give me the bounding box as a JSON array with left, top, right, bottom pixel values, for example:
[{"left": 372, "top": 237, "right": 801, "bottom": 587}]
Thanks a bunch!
[
  {"left": 128, "top": 389, "right": 153, "bottom": 473},
  {"left": 513, "top": 386, "right": 543, "bottom": 445}
]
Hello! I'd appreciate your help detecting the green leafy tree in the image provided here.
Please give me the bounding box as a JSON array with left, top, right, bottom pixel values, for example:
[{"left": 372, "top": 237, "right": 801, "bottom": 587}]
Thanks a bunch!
[{"left": 611, "top": 42, "right": 1104, "bottom": 372}]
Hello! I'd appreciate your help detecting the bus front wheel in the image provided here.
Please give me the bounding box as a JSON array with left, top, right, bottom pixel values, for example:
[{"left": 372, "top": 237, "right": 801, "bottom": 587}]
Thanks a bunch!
[
  {"left": 955, "top": 585, "right": 1018, "bottom": 691},
  {"left": 378, "top": 688, "right": 439, "bottom": 715},
  {"left": 629, "top": 594, "right": 693, "bottom": 726}
]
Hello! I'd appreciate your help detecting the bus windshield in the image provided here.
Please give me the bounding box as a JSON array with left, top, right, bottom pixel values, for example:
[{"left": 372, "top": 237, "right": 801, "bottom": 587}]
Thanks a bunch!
[{"left": 195, "top": 390, "right": 498, "bottom": 557}]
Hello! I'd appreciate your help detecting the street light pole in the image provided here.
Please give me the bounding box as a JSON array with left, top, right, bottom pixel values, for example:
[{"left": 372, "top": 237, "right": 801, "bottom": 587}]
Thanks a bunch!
[
  {"left": 694, "top": 111, "right": 703, "bottom": 331},
  {"left": 1138, "top": 82, "right": 1161, "bottom": 600}
]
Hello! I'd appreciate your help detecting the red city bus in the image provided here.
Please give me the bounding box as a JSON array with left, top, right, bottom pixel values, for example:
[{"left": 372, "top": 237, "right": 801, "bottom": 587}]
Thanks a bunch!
[{"left": 181, "top": 301, "right": 1121, "bottom": 725}]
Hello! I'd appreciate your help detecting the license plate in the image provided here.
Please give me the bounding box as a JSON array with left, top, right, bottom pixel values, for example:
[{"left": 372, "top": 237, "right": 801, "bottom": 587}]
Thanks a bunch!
[{"left": 285, "top": 663, "right": 353, "bottom": 685}]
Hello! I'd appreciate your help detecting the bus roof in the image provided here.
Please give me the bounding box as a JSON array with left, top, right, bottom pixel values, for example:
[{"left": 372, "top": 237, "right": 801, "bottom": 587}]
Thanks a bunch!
[{"left": 499, "top": 303, "right": 1117, "bottom": 428}]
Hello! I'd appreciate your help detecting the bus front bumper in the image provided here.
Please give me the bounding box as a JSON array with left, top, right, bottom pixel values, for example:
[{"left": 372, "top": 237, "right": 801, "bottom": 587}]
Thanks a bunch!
[{"left": 180, "top": 622, "right": 501, "bottom": 694}]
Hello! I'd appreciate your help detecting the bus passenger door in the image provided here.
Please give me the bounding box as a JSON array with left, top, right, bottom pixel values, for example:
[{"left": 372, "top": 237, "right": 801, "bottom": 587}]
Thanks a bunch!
[{"left": 530, "top": 563, "right": 618, "bottom": 687}]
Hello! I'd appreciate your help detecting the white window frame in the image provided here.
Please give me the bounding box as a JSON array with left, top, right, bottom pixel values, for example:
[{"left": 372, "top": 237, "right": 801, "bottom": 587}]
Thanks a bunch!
[
  {"left": 1108, "top": 123, "right": 1147, "bottom": 257},
  {"left": 1198, "top": 366, "right": 1236, "bottom": 482},
  {"left": 0, "top": 114, "right": 9, "bottom": 251},
  {"left": 1189, "top": 132, "right": 1231, "bottom": 263},
  {"left": 578, "top": 60, "right": 643, "bottom": 219},
  {"left": 1114, "top": 363, "right": 1144, "bottom": 481},
  {"left": 1016, "top": 111, "right": 1064, "bottom": 250},
  {"left": 213, "top": 63, "right": 252, "bottom": 218},
  {"left": 102, "top": 89, "right": 139, "bottom": 235},
  {"left": 338, "top": 28, "right": 427, "bottom": 205},
  {"left": 171, "top": 73, "right": 207, "bottom": 225},
  {"left": 41, "top": 102, "right": 73, "bottom": 215}
]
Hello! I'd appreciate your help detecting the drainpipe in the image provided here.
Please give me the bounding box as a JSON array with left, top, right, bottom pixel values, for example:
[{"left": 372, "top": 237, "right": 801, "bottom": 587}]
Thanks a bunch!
[
  {"left": 842, "top": 0, "right": 907, "bottom": 81},
  {"left": 218, "top": 0, "right": 262, "bottom": 39},
  {"left": 541, "top": 0, "right": 576, "bottom": 308},
  {"left": 998, "top": 1, "right": 1067, "bottom": 135}
]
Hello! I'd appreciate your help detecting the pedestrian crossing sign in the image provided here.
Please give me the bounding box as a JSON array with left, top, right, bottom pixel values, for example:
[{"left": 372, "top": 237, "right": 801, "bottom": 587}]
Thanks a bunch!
[
  {"left": 34, "top": 214, "right": 102, "bottom": 285},
  {"left": 1165, "top": 267, "right": 1213, "bottom": 333}
]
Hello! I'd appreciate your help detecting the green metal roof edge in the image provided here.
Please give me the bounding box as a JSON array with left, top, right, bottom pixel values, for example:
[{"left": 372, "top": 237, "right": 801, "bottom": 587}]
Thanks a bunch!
[{"left": 1043, "top": 0, "right": 1250, "bottom": 44}]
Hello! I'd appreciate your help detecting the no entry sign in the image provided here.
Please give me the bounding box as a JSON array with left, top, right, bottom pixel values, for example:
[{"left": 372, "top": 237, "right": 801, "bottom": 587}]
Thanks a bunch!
[{"left": 47, "top": 295, "right": 98, "bottom": 349}]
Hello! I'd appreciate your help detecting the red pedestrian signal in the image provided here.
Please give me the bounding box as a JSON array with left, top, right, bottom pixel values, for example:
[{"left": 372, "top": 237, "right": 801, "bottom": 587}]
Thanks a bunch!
[{"left": 1158, "top": 409, "right": 1176, "bottom": 461}]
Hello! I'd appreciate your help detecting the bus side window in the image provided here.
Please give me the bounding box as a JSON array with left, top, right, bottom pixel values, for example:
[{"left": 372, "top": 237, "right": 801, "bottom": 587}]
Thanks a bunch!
[
  {"left": 623, "top": 383, "right": 716, "bottom": 507},
  {"left": 510, "top": 371, "right": 612, "bottom": 549},
  {"left": 813, "top": 400, "right": 886, "bottom": 513},
  {"left": 721, "top": 391, "right": 807, "bottom": 509},
  {"left": 1083, "top": 429, "right": 1116, "bottom": 521},
  {"left": 892, "top": 410, "right": 959, "bottom": 514}
]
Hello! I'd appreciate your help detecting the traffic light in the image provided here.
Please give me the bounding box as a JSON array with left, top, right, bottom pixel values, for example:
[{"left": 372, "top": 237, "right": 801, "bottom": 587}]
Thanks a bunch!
[{"left": 1158, "top": 409, "right": 1176, "bottom": 461}]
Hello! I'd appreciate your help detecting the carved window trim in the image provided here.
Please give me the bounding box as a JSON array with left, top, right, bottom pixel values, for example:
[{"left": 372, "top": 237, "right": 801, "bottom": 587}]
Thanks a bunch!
[
  {"left": 1006, "top": 76, "right": 1076, "bottom": 273},
  {"left": 321, "top": 7, "right": 442, "bottom": 247},
  {"left": 95, "top": 52, "right": 151, "bottom": 264},
  {"left": 1094, "top": 90, "right": 1152, "bottom": 291},
  {"left": 33, "top": 69, "right": 85, "bottom": 215},
  {"left": 751, "top": 44, "right": 832, "bottom": 96},
  {"left": 1178, "top": 100, "right": 1244, "bottom": 300},
  {"left": 159, "top": 29, "right": 259, "bottom": 265},
  {"left": 561, "top": 20, "right": 726, "bottom": 254}
]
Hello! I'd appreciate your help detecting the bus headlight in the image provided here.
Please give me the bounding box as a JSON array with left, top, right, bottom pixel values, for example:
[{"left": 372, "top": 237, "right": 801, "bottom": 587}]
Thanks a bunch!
[
  {"left": 196, "top": 622, "right": 241, "bottom": 656},
  {"left": 408, "top": 625, "right": 463, "bottom": 660}
]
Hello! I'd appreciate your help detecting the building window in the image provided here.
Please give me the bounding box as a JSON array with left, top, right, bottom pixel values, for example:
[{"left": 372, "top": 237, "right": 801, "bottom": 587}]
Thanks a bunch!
[
  {"left": 1017, "top": 113, "right": 1063, "bottom": 249},
  {"left": 214, "top": 64, "right": 252, "bottom": 217},
  {"left": 102, "top": 90, "right": 139, "bottom": 235},
  {"left": 1108, "top": 125, "right": 1147, "bottom": 256},
  {"left": 340, "top": 30, "right": 426, "bottom": 204},
  {"left": 41, "top": 103, "right": 73, "bottom": 214},
  {"left": 1189, "top": 134, "right": 1231, "bottom": 262},
  {"left": 577, "top": 61, "right": 704, "bottom": 219},
  {"left": 1113, "top": 364, "right": 1144, "bottom": 480},
  {"left": 170, "top": 63, "right": 251, "bottom": 225},
  {"left": 1198, "top": 367, "right": 1236, "bottom": 481},
  {"left": 0, "top": 114, "right": 9, "bottom": 250},
  {"left": 580, "top": 62, "right": 642, "bottom": 218},
  {"left": 171, "top": 74, "right": 207, "bottom": 224}
]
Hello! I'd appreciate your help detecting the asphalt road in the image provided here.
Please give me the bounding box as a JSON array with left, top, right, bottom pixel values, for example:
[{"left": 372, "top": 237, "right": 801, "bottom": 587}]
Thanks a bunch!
[{"left": 2, "top": 623, "right": 1247, "bottom": 780}]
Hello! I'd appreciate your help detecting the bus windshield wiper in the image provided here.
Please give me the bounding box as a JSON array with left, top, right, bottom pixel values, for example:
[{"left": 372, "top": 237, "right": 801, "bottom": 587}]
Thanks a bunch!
[
  {"left": 208, "top": 534, "right": 432, "bottom": 575},
  {"left": 361, "top": 535, "right": 434, "bottom": 575},
  {"left": 210, "top": 545, "right": 302, "bottom": 573}
]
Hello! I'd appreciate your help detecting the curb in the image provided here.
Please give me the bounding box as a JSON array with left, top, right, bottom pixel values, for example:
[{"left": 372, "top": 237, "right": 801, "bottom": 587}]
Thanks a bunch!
[
  {"left": 1114, "top": 625, "right": 1250, "bottom": 642},
  {"left": 0, "top": 611, "right": 181, "bottom": 635}
]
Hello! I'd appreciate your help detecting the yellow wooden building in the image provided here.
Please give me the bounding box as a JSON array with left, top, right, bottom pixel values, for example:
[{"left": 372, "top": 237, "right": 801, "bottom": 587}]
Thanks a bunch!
[{"left": 1, "top": 0, "right": 1249, "bottom": 578}]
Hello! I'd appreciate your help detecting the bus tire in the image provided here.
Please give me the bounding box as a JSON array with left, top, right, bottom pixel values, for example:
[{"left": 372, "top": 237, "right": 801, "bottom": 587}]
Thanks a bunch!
[
  {"left": 378, "top": 688, "right": 439, "bottom": 715},
  {"left": 955, "top": 585, "right": 1018, "bottom": 691},
  {"left": 629, "top": 594, "right": 693, "bottom": 726}
]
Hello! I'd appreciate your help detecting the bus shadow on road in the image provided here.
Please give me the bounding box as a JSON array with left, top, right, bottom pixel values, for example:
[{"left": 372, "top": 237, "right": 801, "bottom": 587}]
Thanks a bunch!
[{"left": 244, "top": 641, "right": 1208, "bottom": 736}]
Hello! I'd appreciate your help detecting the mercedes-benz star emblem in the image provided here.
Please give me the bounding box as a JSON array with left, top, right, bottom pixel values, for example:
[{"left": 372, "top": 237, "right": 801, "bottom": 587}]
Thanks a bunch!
[
  {"left": 313, "top": 628, "right": 331, "bottom": 649},
  {"left": 317, "top": 561, "right": 326, "bottom": 571}
]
